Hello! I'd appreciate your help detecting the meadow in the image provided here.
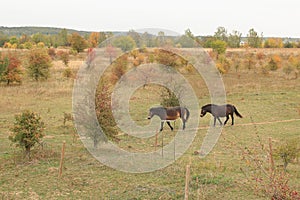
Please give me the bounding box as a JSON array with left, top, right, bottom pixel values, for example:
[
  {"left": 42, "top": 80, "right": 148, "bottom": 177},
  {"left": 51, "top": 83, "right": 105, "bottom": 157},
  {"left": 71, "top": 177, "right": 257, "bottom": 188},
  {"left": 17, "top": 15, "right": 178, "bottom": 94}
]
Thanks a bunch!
[{"left": 0, "top": 48, "right": 299, "bottom": 199}]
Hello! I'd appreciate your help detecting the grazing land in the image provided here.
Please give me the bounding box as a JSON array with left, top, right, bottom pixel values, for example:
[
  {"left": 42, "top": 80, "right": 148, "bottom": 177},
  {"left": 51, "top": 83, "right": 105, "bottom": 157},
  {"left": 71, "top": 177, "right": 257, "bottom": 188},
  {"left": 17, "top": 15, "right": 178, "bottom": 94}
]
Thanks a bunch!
[{"left": 0, "top": 48, "right": 299, "bottom": 199}]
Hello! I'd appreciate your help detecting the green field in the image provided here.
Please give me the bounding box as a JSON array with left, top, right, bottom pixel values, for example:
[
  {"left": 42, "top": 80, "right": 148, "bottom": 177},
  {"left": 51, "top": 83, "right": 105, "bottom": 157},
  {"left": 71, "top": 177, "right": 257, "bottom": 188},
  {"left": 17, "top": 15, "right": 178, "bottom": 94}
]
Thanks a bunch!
[{"left": 0, "top": 48, "right": 299, "bottom": 199}]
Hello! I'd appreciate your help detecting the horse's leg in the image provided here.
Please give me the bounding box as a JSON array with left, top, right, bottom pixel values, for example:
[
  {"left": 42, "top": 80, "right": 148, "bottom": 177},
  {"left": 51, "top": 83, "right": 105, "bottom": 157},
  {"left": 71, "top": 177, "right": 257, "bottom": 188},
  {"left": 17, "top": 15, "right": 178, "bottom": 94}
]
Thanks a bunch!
[
  {"left": 213, "top": 117, "right": 216, "bottom": 126},
  {"left": 224, "top": 115, "right": 229, "bottom": 125},
  {"left": 166, "top": 121, "right": 174, "bottom": 131},
  {"left": 231, "top": 114, "right": 234, "bottom": 125},
  {"left": 217, "top": 117, "right": 222, "bottom": 126},
  {"left": 180, "top": 118, "right": 185, "bottom": 130},
  {"left": 160, "top": 121, "right": 164, "bottom": 131}
]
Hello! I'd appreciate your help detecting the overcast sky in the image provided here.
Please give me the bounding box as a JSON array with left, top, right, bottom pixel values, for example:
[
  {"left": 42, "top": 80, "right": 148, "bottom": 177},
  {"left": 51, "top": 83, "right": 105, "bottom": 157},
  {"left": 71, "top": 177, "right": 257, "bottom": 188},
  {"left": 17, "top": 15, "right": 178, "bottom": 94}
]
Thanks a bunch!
[{"left": 1, "top": 0, "right": 299, "bottom": 37}]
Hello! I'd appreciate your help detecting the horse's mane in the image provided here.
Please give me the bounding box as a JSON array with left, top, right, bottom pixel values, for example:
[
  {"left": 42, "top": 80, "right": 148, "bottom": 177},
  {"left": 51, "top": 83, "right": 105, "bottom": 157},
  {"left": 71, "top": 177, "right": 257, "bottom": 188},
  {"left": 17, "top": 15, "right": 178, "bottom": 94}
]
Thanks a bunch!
[{"left": 202, "top": 104, "right": 213, "bottom": 109}]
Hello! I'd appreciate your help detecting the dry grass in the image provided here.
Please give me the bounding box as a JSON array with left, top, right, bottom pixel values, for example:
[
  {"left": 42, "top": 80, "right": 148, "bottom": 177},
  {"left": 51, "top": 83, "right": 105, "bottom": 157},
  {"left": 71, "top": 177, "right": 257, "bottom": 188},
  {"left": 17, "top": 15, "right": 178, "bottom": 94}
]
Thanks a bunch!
[{"left": 0, "top": 48, "right": 299, "bottom": 199}]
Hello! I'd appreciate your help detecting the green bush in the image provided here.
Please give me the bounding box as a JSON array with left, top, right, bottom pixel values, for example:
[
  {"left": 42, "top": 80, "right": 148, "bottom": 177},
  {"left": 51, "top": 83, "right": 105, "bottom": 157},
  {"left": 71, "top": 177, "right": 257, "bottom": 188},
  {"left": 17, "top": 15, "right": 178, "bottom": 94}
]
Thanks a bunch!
[
  {"left": 275, "top": 139, "right": 300, "bottom": 171},
  {"left": 211, "top": 40, "right": 227, "bottom": 56},
  {"left": 63, "top": 67, "right": 73, "bottom": 78},
  {"left": 160, "top": 87, "right": 180, "bottom": 107},
  {"left": 267, "top": 58, "right": 279, "bottom": 71},
  {"left": 9, "top": 110, "right": 45, "bottom": 158}
]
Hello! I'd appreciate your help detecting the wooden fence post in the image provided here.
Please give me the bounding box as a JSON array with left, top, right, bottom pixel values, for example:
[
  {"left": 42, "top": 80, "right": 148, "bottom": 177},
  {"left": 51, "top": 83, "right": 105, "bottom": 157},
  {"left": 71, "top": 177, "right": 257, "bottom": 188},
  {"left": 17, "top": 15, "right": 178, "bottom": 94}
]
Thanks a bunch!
[
  {"left": 268, "top": 137, "right": 274, "bottom": 177},
  {"left": 58, "top": 141, "right": 66, "bottom": 178},
  {"left": 184, "top": 164, "right": 191, "bottom": 200}
]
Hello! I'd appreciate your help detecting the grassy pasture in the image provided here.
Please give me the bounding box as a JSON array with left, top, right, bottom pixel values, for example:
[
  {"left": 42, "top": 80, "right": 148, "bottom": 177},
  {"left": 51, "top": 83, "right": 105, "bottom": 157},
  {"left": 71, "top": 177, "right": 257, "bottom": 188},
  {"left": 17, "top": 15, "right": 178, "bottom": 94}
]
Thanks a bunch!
[{"left": 0, "top": 48, "right": 299, "bottom": 199}]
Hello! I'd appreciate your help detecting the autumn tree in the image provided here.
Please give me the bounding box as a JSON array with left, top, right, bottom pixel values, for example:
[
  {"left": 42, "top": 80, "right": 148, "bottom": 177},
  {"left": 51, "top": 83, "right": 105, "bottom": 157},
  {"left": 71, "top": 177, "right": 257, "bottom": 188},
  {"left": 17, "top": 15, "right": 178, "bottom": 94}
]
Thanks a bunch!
[
  {"left": 95, "top": 82, "right": 118, "bottom": 143},
  {"left": 264, "top": 38, "right": 283, "bottom": 48},
  {"left": 0, "top": 53, "right": 22, "bottom": 85},
  {"left": 9, "top": 36, "right": 19, "bottom": 48},
  {"left": 89, "top": 32, "right": 100, "bottom": 48},
  {"left": 111, "top": 54, "right": 128, "bottom": 82},
  {"left": 19, "top": 34, "right": 31, "bottom": 44},
  {"left": 98, "top": 32, "right": 108, "bottom": 44},
  {"left": 247, "top": 28, "right": 262, "bottom": 48},
  {"left": 267, "top": 55, "right": 282, "bottom": 71},
  {"left": 56, "top": 50, "right": 70, "bottom": 66},
  {"left": 69, "top": 32, "right": 88, "bottom": 53},
  {"left": 18, "top": 34, "right": 33, "bottom": 49},
  {"left": 26, "top": 48, "right": 52, "bottom": 81}
]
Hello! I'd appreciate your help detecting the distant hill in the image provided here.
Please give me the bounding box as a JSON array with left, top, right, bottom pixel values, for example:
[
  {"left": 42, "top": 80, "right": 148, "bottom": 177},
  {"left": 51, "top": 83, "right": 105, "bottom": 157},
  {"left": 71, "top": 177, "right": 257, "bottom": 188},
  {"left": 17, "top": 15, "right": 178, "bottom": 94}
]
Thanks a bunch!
[{"left": 0, "top": 26, "right": 120, "bottom": 36}]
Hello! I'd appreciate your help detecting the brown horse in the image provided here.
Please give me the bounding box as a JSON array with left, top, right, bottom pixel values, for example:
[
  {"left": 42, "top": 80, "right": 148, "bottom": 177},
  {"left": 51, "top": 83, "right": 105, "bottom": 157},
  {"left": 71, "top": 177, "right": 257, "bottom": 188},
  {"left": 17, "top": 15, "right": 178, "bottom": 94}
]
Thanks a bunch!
[
  {"left": 147, "top": 106, "right": 190, "bottom": 131},
  {"left": 200, "top": 104, "right": 243, "bottom": 126}
]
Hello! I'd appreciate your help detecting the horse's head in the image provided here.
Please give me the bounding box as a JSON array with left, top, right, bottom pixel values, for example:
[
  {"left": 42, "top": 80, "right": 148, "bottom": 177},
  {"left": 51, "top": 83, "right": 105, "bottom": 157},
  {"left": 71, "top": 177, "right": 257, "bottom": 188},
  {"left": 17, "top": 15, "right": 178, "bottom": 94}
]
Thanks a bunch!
[
  {"left": 200, "top": 108, "right": 207, "bottom": 117},
  {"left": 147, "top": 108, "right": 154, "bottom": 119}
]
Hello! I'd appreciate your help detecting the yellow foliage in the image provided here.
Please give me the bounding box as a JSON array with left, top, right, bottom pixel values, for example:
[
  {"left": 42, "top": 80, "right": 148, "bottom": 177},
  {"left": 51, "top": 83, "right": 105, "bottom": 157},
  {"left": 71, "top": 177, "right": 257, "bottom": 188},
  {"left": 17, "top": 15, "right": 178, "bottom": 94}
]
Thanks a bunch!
[
  {"left": 37, "top": 42, "right": 45, "bottom": 48},
  {"left": 216, "top": 63, "right": 226, "bottom": 74},
  {"left": 272, "top": 54, "right": 282, "bottom": 65},
  {"left": 4, "top": 42, "right": 12, "bottom": 48},
  {"left": 288, "top": 55, "right": 300, "bottom": 69},
  {"left": 133, "top": 59, "right": 140, "bottom": 67},
  {"left": 11, "top": 43, "right": 18, "bottom": 49},
  {"left": 288, "top": 55, "right": 297, "bottom": 65},
  {"left": 264, "top": 38, "right": 284, "bottom": 48},
  {"left": 89, "top": 32, "right": 100, "bottom": 48}
]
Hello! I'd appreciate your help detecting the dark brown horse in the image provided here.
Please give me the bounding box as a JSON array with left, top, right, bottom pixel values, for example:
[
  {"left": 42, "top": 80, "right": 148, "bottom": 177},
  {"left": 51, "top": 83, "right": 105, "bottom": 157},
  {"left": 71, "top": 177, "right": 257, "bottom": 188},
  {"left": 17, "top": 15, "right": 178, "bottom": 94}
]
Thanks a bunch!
[
  {"left": 200, "top": 104, "right": 242, "bottom": 126},
  {"left": 147, "top": 106, "right": 190, "bottom": 131}
]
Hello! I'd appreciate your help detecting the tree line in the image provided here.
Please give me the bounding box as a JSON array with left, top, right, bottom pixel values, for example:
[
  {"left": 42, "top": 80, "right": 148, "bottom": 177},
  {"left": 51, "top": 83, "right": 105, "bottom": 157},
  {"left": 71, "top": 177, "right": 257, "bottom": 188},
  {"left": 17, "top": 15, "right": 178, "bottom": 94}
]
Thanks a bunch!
[
  {"left": 0, "top": 28, "right": 111, "bottom": 52},
  {"left": 1, "top": 27, "right": 300, "bottom": 52},
  {"left": 1, "top": 26, "right": 300, "bottom": 86}
]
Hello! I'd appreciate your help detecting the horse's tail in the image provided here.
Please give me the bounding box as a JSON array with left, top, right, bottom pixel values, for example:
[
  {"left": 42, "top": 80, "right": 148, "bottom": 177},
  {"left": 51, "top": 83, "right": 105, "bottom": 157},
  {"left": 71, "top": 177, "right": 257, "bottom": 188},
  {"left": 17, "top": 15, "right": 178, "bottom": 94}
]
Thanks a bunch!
[
  {"left": 183, "top": 107, "right": 190, "bottom": 121},
  {"left": 233, "top": 106, "right": 243, "bottom": 118}
]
